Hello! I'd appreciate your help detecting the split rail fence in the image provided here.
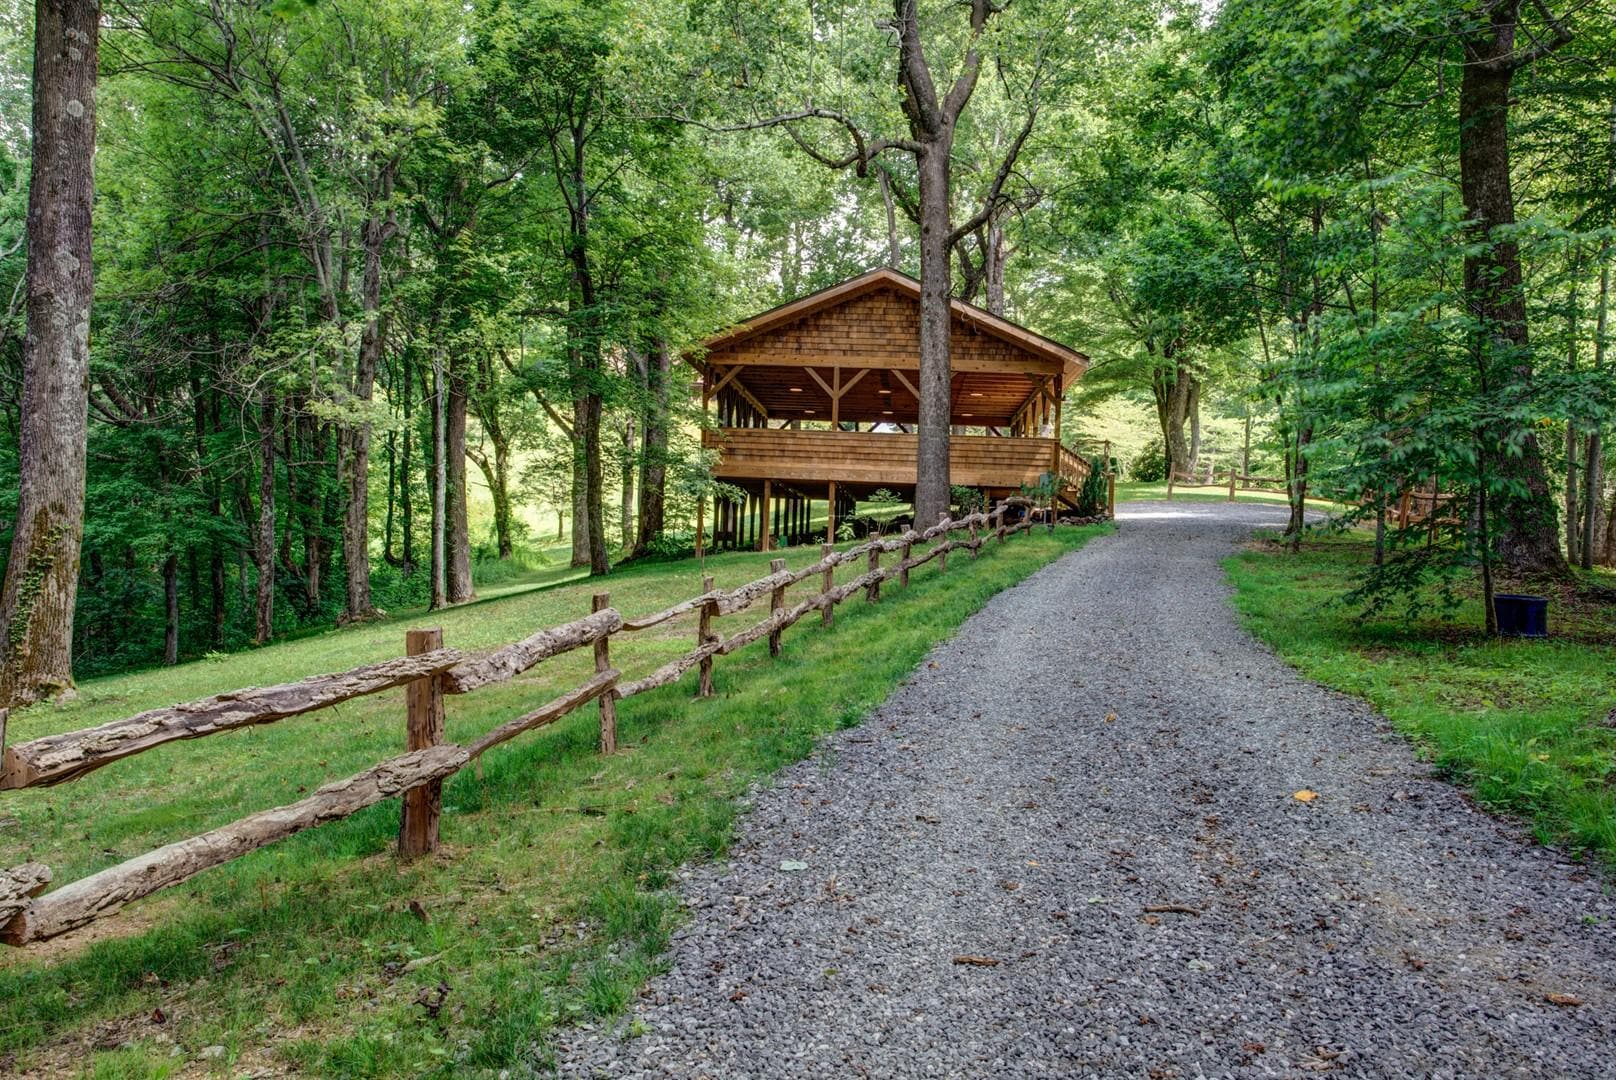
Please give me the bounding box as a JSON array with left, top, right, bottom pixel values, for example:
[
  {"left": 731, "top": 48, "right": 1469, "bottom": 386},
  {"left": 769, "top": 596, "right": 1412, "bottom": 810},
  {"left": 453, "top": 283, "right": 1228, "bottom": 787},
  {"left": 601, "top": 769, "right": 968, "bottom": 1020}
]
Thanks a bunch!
[{"left": 0, "top": 506, "right": 1053, "bottom": 948}]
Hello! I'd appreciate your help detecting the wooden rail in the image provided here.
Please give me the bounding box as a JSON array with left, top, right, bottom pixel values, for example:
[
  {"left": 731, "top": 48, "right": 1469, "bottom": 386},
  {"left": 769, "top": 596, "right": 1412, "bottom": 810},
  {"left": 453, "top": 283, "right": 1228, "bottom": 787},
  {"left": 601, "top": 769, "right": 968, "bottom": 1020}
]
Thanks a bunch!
[{"left": 0, "top": 505, "right": 1054, "bottom": 947}]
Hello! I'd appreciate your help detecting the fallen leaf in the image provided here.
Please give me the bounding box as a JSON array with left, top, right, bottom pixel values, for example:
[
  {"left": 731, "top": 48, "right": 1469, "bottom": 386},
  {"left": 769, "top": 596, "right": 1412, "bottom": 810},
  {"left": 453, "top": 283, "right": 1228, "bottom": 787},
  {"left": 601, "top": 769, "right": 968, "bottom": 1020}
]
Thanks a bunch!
[
  {"left": 728, "top": 989, "right": 748, "bottom": 1002},
  {"left": 408, "top": 900, "right": 430, "bottom": 923},
  {"left": 1242, "top": 1042, "right": 1266, "bottom": 1054},
  {"left": 778, "top": 860, "right": 809, "bottom": 872},
  {"left": 1545, "top": 992, "right": 1583, "bottom": 1007},
  {"left": 1293, "top": 790, "right": 1319, "bottom": 803},
  {"left": 1104, "top": 712, "right": 1117, "bottom": 723},
  {"left": 952, "top": 955, "right": 1000, "bottom": 967}
]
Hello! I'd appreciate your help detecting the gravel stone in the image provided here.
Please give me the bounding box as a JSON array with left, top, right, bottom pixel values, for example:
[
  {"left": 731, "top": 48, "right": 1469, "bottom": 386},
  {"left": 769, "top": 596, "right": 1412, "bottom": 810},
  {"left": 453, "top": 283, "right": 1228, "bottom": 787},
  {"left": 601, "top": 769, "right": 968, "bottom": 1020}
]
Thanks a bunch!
[{"left": 558, "top": 502, "right": 1616, "bottom": 1079}]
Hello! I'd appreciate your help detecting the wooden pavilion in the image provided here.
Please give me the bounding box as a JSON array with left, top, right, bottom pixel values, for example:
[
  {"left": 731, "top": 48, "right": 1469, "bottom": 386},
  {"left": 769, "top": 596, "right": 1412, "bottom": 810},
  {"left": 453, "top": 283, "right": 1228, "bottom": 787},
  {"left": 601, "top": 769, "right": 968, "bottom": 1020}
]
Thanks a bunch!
[{"left": 694, "top": 268, "right": 1093, "bottom": 551}]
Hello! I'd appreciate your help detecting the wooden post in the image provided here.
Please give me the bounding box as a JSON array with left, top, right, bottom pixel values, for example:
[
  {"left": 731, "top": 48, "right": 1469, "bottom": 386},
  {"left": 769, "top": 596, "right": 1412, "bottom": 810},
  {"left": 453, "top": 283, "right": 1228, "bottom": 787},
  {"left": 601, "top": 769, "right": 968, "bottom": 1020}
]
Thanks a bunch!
[
  {"left": 1398, "top": 490, "right": 1412, "bottom": 529},
  {"left": 1228, "top": 467, "right": 1237, "bottom": 502},
  {"left": 695, "top": 496, "right": 706, "bottom": 557},
  {"left": 820, "top": 544, "right": 835, "bottom": 627},
  {"left": 900, "top": 535, "right": 912, "bottom": 587},
  {"left": 760, "top": 480, "right": 773, "bottom": 552},
  {"left": 866, "top": 545, "right": 881, "bottom": 603},
  {"left": 995, "top": 505, "right": 1006, "bottom": 543},
  {"left": 826, "top": 481, "right": 837, "bottom": 544},
  {"left": 593, "top": 593, "right": 617, "bottom": 753},
  {"left": 768, "top": 558, "right": 786, "bottom": 656},
  {"left": 969, "top": 514, "right": 979, "bottom": 557},
  {"left": 938, "top": 512, "right": 950, "bottom": 572},
  {"left": 399, "top": 627, "right": 446, "bottom": 859},
  {"left": 698, "top": 575, "right": 716, "bottom": 698}
]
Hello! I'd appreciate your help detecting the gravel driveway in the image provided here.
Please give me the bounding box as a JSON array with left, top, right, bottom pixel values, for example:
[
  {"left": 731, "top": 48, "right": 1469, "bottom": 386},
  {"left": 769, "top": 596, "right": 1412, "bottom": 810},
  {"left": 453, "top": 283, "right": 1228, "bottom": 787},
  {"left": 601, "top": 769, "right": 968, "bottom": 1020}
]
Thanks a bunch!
[{"left": 561, "top": 501, "right": 1616, "bottom": 1079}]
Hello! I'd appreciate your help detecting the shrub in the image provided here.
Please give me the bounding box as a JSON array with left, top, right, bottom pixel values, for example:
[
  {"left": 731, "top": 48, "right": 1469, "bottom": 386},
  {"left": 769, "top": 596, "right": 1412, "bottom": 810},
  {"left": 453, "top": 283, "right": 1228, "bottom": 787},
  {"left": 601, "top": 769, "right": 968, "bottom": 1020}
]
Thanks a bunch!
[{"left": 1130, "top": 442, "right": 1167, "bottom": 482}]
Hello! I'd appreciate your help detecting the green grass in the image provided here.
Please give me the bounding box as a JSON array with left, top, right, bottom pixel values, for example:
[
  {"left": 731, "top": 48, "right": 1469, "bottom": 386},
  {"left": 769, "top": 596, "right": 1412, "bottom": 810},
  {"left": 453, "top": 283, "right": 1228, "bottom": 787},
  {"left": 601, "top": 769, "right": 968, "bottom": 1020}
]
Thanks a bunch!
[
  {"left": 1226, "top": 535, "right": 1616, "bottom": 868},
  {"left": 1115, "top": 479, "right": 1339, "bottom": 508},
  {"left": 0, "top": 524, "right": 1106, "bottom": 1078}
]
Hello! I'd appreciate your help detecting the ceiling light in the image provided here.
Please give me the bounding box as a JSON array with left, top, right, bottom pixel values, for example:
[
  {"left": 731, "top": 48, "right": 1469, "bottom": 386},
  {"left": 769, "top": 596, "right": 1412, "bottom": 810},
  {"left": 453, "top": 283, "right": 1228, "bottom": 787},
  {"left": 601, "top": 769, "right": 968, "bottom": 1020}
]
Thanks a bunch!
[
  {"left": 961, "top": 413, "right": 973, "bottom": 418},
  {"left": 804, "top": 409, "right": 815, "bottom": 414},
  {"left": 789, "top": 387, "right": 802, "bottom": 393},
  {"left": 882, "top": 410, "right": 893, "bottom": 415},
  {"left": 970, "top": 392, "right": 984, "bottom": 397},
  {"left": 878, "top": 389, "right": 892, "bottom": 394}
]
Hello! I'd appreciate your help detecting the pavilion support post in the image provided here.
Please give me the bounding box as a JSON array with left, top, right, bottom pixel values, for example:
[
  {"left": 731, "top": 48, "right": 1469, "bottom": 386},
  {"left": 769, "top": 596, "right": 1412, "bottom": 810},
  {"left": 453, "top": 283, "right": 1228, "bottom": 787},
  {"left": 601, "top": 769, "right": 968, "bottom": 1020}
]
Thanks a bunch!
[
  {"left": 826, "top": 481, "right": 837, "bottom": 544},
  {"left": 761, "top": 480, "right": 773, "bottom": 552}
]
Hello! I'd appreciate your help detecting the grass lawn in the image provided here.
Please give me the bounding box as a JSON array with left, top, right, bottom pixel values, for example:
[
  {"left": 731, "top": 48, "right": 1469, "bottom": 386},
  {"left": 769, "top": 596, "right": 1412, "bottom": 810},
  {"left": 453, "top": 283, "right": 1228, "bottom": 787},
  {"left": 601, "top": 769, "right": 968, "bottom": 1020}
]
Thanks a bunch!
[
  {"left": 1227, "top": 535, "right": 1616, "bottom": 868},
  {"left": 1115, "top": 479, "right": 1339, "bottom": 509},
  {"left": 0, "top": 523, "right": 1106, "bottom": 1078}
]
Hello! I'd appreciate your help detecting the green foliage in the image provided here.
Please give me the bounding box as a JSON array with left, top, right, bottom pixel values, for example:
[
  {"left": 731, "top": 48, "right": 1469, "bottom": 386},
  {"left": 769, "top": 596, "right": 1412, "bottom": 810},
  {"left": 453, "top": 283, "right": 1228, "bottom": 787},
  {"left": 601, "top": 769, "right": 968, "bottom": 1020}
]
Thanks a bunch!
[
  {"left": 1070, "top": 457, "right": 1110, "bottom": 517},
  {"left": 1129, "top": 441, "right": 1167, "bottom": 482},
  {"left": 949, "top": 485, "right": 984, "bottom": 515}
]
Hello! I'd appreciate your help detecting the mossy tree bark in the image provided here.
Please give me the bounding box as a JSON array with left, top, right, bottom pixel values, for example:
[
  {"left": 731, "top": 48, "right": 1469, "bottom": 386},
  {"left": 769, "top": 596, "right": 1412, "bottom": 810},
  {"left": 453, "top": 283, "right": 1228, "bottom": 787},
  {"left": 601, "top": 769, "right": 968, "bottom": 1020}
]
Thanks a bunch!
[{"left": 0, "top": 0, "right": 99, "bottom": 706}]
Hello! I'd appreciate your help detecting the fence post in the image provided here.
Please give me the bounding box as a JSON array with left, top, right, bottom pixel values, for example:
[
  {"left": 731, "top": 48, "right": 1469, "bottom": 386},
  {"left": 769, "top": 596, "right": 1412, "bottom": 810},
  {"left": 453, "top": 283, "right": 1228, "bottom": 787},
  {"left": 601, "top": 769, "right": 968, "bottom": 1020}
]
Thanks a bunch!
[
  {"left": 995, "top": 505, "right": 1006, "bottom": 544},
  {"left": 866, "top": 544, "right": 881, "bottom": 603},
  {"left": 698, "top": 575, "right": 716, "bottom": 698},
  {"left": 938, "top": 512, "right": 950, "bottom": 573},
  {"left": 969, "top": 514, "right": 979, "bottom": 558},
  {"left": 899, "top": 534, "right": 912, "bottom": 587},
  {"left": 399, "top": 627, "right": 446, "bottom": 859},
  {"left": 768, "top": 558, "right": 786, "bottom": 656},
  {"left": 820, "top": 545, "right": 835, "bottom": 627},
  {"left": 593, "top": 593, "right": 617, "bottom": 754}
]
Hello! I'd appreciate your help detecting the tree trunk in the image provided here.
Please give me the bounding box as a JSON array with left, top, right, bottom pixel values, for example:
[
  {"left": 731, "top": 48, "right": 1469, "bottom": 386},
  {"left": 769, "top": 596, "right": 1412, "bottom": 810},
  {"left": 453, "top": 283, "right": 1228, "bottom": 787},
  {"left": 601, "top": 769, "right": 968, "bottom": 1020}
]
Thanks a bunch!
[
  {"left": 1457, "top": 11, "right": 1563, "bottom": 573},
  {"left": 1583, "top": 108, "right": 1613, "bottom": 569},
  {"left": 342, "top": 204, "right": 393, "bottom": 623},
  {"left": 984, "top": 214, "right": 1007, "bottom": 316},
  {"left": 1187, "top": 378, "right": 1202, "bottom": 474},
  {"left": 254, "top": 398, "right": 277, "bottom": 645},
  {"left": 445, "top": 365, "right": 473, "bottom": 604},
  {"left": 619, "top": 418, "right": 635, "bottom": 547},
  {"left": 429, "top": 349, "right": 447, "bottom": 610},
  {"left": 914, "top": 144, "right": 955, "bottom": 526},
  {"left": 1152, "top": 361, "right": 1195, "bottom": 478},
  {"left": 580, "top": 386, "right": 609, "bottom": 576},
  {"left": 162, "top": 554, "right": 179, "bottom": 666},
  {"left": 399, "top": 359, "right": 415, "bottom": 576},
  {"left": 0, "top": 0, "right": 98, "bottom": 706},
  {"left": 469, "top": 444, "right": 514, "bottom": 561},
  {"left": 634, "top": 342, "right": 672, "bottom": 555},
  {"left": 569, "top": 430, "right": 591, "bottom": 568},
  {"left": 879, "top": 168, "right": 902, "bottom": 269}
]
